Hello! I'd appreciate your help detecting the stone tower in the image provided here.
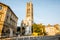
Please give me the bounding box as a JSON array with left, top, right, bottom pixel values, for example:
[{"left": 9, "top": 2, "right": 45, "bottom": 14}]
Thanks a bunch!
[
  {"left": 21, "top": 1, "right": 33, "bottom": 35},
  {"left": 26, "top": 1, "right": 33, "bottom": 26},
  {"left": 25, "top": 1, "right": 33, "bottom": 35}
]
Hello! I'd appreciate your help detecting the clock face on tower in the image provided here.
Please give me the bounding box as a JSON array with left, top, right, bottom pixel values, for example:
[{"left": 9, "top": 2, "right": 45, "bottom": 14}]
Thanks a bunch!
[{"left": 0, "top": 6, "right": 2, "bottom": 10}]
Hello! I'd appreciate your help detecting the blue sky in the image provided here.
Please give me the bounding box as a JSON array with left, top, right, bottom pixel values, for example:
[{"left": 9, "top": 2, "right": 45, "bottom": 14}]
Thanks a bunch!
[{"left": 0, "top": 0, "right": 60, "bottom": 26}]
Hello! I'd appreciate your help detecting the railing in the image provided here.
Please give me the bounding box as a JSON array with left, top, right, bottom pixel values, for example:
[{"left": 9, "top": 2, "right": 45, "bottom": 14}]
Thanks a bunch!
[{"left": 0, "top": 35, "right": 60, "bottom": 40}]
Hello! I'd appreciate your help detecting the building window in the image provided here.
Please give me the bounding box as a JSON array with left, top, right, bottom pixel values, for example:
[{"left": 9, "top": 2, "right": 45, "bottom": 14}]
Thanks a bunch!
[
  {"left": 7, "top": 9, "right": 10, "bottom": 13},
  {"left": 27, "top": 14, "right": 30, "bottom": 17},
  {"left": 27, "top": 8, "right": 30, "bottom": 11},
  {"left": 27, "top": 3, "right": 30, "bottom": 6},
  {"left": 0, "top": 6, "right": 2, "bottom": 10},
  {"left": 6, "top": 9, "right": 10, "bottom": 15},
  {"left": 0, "top": 14, "right": 2, "bottom": 21},
  {"left": 5, "top": 15, "right": 9, "bottom": 22}
]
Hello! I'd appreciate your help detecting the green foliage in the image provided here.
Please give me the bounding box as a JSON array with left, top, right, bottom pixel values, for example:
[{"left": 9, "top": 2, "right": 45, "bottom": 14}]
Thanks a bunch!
[{"left": 32, "top": 23, "right": 47, "bottom": 36}]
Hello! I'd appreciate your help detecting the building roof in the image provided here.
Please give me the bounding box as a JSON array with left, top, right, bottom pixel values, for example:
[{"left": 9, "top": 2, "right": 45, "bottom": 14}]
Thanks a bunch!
[{"left": 0, "top": 2, "right": 18, "bottom": 19}]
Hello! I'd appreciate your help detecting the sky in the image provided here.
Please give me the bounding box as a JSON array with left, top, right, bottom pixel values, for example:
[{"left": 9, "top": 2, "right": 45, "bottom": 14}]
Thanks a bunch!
[{"left": 0, "top": 0, "right": 60, "bottom": 26}]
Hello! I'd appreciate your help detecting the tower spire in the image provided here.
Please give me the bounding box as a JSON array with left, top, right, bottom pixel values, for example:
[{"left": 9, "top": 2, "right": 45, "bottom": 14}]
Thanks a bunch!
[{"left": 28, "top": 0, "right": 32, "bottom": 2}]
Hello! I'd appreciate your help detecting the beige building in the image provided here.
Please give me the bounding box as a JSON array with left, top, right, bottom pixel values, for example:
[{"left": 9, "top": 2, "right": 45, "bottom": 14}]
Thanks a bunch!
[
  {"left": 0, "top": 3, "right": 18, "bottom": 37},
  {"left": 45, "top": 27, "right": 59, "bottom": 36},
  {"left": 21, "top": 1, "right": 33, "bottom": 35}
]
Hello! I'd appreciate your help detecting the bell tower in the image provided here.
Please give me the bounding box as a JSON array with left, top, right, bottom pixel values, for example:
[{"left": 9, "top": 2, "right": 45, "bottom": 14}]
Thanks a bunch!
[
  {"left": 26, "top": 1, "right": 33, "bottom": 26},
  {"left": 21, "top": 0, "right": 33, "bottom": 35}
]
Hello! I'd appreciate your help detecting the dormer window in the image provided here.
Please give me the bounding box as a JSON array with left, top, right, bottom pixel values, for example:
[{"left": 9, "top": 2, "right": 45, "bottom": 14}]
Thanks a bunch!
[{"left": 0, "top": 6, "right": 2, "bottom": 10}]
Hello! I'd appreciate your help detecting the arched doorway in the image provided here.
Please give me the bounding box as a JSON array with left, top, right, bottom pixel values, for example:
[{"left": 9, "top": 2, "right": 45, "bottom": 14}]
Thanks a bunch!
[
  {"left": 9, "top": 28, "right": 13, "bottom": 37},
  {"left": 1, "top": 26, "right": 13, "bottom": 37}
]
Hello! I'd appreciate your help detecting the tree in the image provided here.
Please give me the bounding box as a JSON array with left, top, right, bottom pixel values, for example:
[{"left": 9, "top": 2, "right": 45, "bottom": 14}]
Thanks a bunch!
[
  {"left": 54, "top": 24, "right": 59, "bottom": 30},
  {"left": 32, "top": 23, "right": 47, "bottom": 36},
  {"left": 47, "top": 24, "right": 51, "bottom": 27}
]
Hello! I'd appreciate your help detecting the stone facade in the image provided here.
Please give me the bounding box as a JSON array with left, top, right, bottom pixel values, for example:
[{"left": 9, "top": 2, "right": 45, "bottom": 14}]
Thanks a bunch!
[
  {"left": 45, "top": 27, "right": 59, "bottom": 36},
  {"left": 0, "top": 2, "right": 18, "bottom": 37}
]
